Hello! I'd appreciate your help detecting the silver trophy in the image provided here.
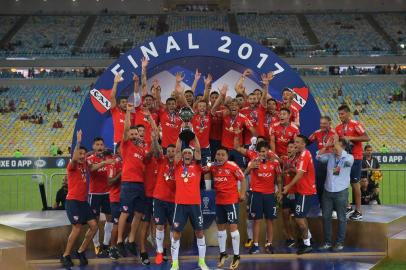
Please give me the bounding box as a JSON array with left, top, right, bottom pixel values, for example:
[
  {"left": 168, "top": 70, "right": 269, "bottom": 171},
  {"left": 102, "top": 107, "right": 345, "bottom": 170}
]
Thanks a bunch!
[{"left": 179, "top": 107, "right": 195, "bottom": 143}]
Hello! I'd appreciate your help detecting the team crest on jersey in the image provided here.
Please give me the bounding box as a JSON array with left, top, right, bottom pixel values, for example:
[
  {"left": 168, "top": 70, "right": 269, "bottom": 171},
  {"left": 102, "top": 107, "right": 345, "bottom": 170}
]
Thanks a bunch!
[
  {"left": 114, "top": 218, "right": 118, "bottom": 223},
  {"left": 155, "top": 217, "right": 160, "bottom": 223},
  {"left": 73, "top": 216, "right": 79, "bottom": 221},
  {"left": 90, "top": 88, "right": 111, "bottom": 114},
  {"left": 251, "top": 213, "right": 256, "bottom": 218},
  {"left": 122, "top": 205, "right": 128, "bottom": 211},
  {"left": 174, "top": 222, "right": 179, "bottom": 228}
]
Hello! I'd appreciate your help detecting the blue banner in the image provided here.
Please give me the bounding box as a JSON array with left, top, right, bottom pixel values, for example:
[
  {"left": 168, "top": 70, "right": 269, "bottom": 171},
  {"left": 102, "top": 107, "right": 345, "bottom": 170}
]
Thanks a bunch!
[{"left": 73, "top": 30, "right": 320, "bottom": 150}]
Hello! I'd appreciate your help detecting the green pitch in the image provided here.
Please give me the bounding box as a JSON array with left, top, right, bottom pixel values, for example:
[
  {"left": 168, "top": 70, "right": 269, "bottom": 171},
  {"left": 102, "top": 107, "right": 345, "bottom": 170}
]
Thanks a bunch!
[{"left": 0, "top": 165, "right": 405, "bottom": 212}]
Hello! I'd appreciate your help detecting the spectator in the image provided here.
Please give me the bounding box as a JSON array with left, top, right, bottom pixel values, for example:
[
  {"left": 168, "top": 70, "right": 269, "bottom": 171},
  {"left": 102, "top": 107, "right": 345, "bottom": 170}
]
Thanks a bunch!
[
  {"left": 52, "top": 175, "right": 68, "bottom": 210},
  {"left": 50, "top": 142, "right": 59, "bottom": 156},
  {"left": 46, "top": 100, "right": 51, "bottom": 113},
  {"left": 361, "top": 145, "right": 381, "bottom": 204},
  {"left": 360, "top": 178, "right": 379, "bottom": 205},
  {"left": 387, "top": 94, "right": 393, "bottom": 104},
  {"left": 67, "top": 146, "right": 71, "bottom": 155},
  {"left": 56, "top": 103, "right": 61, "bottom": 113},
  {"left": 14, "top": 149, "right": 23, "bottom": 158},
  {"left": 379, "top": 144, "right": 389, "bottom": 153},
  {"left": 317, "top": 135, "right": 354, "bottom": 252}
]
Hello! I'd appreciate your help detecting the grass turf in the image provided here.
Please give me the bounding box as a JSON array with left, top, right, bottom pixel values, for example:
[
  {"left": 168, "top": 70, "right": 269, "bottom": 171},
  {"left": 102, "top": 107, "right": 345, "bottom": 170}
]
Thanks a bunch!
[{"left": 0, "top": 164, "right": 405, "bottom": 212}]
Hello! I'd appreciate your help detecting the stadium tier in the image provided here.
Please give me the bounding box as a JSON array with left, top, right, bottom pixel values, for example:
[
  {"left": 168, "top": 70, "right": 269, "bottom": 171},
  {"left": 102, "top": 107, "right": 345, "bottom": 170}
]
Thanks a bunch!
[
  {"left": 0, "top": 85, "right": 87, "bottom": 157},
  {"left": 0, "top": 80, "right": 404, "bottom": 157},
  {"left": 305, "top": 14, "right": 391, "bottom": 55},
  {"left": 0, "top": 12, "right": 404, "bottom": 57}
]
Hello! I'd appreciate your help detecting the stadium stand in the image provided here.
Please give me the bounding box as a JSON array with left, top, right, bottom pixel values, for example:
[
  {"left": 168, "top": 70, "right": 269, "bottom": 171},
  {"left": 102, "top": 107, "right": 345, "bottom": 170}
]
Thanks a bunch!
[
  {"left": 236, "top": 14, "right": 310, "bottom": 50},
  {"left": 81, "top": 15, "right": 159, "bottom": 56},
  {"left": 306, "top": 14, "right": 392, "bottom": 55},
  {"left": 0, "top": 85, "right": 87, "bottom": 157},
  {"left": 309, "top": 80, "right": 406, "bottom": 152},
  {"left": 4, "top": 16, "right": 86, "bottom": 57},
  {"left": 374, "top": 13, "right": 406, "bottom": 43},
  {"left": 0, "top": 16, "right": 19, "bottom": 40},
  {"left": 165, "top": 14, "right": 229, "bottom": 32}
]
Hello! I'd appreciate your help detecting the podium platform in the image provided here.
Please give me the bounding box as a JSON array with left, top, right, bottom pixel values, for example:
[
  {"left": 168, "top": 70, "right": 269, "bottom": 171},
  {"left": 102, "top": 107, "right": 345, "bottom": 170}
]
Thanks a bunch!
[{"left": 0, "top": 205, "right": 405, "bottom": 270}]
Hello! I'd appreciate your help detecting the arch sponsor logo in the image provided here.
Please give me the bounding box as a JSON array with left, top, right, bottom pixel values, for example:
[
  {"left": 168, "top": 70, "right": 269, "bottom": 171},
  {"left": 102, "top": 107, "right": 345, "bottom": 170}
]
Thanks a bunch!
[{"left": 34, "top": 159, "right": 46, "bottom": 168}]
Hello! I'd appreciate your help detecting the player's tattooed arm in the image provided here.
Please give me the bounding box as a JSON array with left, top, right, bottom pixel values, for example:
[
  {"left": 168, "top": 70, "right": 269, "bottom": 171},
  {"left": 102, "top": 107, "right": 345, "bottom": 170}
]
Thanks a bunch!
[
  {"left": 110, "top": 73, "right": 122, "bottom": 109},
  {"left": 210, "top": 84, "right": 227, "bottom": 115},
  {"left": 71, "top": 130, "right": 82, "bottom": 167},
  {"left": 191, "top": 69, "right": 201, "bottom": 94},
  {"left": 123, "top": 103, "right": 133, "bottom": 142},
  {"left": 141, "top": 57, "right": 148, "bottom": 96},
  {"left": 233, "top": 128, "right": 247, "bottom": 156},
  {"left": 260, "top": 72, "right": 273, "bottom": 107},
  {"left": 174, "top": 137, "right": 182, "bottom": 164},
  {"left": 202, "top": 74, "right": 212, "bottom": 103},
  {"left": 192, "top": 133, "right": 201, "bottom": 161}
]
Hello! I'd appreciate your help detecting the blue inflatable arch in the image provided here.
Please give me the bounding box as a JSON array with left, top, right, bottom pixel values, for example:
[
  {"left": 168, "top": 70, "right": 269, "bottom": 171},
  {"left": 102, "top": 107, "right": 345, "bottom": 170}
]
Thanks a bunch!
[{"left": 73, "top": 30, "right": 320, "bottom": 150}]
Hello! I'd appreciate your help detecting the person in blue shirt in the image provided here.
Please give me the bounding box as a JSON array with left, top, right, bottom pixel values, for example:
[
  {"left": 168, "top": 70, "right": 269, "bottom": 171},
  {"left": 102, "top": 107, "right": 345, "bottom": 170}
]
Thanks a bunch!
[{"left": 316, "top": 133, "right": 354, "bottom": 252}]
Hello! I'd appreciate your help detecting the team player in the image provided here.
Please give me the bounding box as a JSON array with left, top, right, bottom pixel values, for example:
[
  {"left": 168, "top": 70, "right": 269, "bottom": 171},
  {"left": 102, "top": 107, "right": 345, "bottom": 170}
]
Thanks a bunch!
[
  {"left": 234, "top": 137, "right": 282, "bottom": 254},
  {"left": 115, "top": 103, "right": 155, "bottom": 257},
  {"left": 86, "top": 137, "right": 115, "bottom": 257},
  {"left": 263, "top": 98, "right": 279, "bottom": 140},
  {"left": 281, "top": 141, "right": 299, "bottom": 247},
  {"left": 283, "top": 135, "right": 317, "bottom": 255},
  {"left": 204, "top": 147, "right": 246, "bottom": 269},
  {"left": 191, "top": 100, "right": 211, "bottom": 164},
  {"left": 61, "top": 130, "right": 98, "bottom": 267},
  {"left": 110, "top": 73, "right": 142, "bottom": 145},
  {"left": 106, "top": 142, "right": 123, "bottom": 260},
  {"left": 153, "top": 144, "right": 177, "bottom": 264},
  {"left": 211, "top": 85, "right": 257, "bottom": 168},
  {"left": 309, "top": 116, "right": 335, "bottom": 204},
  {"left": 170, "top": 134, "right": 208, "bottom": 270},
  {"left": 270, "top": 108, "right": 299, "bottom": 158},
  {"left": 336, "top": 105, "right": 370, "bottom": 220}
]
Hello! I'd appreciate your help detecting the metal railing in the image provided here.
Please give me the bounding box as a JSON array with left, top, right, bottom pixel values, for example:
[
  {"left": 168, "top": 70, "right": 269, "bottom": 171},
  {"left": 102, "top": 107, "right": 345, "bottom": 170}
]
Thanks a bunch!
[{"left": 0, "top": 173, "right": 48, "bottom": 211}]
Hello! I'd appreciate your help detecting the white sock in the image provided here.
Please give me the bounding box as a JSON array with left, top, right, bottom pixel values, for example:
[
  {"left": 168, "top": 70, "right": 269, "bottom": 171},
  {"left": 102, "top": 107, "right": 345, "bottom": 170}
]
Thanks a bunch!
[
  {"left": 304, "top": 236, "right": 311, "bottom": 246},
  {"left": 103, "top": 222, "right": 113, "bottom": 246},
  {"left": 231, "top": 230, "right": 240, "bottom": 255},
  {"left": 307, "top": 229, "right": 312, "bottom": 239},
  {"left": 171, "top": 237, "right": 180, "bottom": 261},
  {"left": 197, "top": 236, "right": 206, "bottom": 260},
  {"left": 247, "top": 219, "right": 253, "bottom": 239},
  {"left": 217, "top": 230, "right": 227, "bottom": 253},
  {"left": 156, "top": 229, "right": 164, "bottom": 253},
  {"left": 92, "top": 228, "right": 100, "bottom": 247}
]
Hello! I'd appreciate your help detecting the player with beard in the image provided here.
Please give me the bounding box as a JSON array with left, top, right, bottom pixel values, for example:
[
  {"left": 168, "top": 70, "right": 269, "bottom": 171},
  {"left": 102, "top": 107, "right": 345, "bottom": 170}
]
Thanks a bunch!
[
  {"left": 336, "top": 105, "right": 370, "bottom": 220},
  {"left": 170, "top": 134, "right": 208, "bottom": 270},
  {"left": 283, "top": 135, "right": 317, "bottom": 255},
  {"left": 152, "top": 144, "right": 177, "bottom": 264},
  {"left": 110, "top": 73, "right": 141, "bottom": 145},
  {"left": 61, "top": 130, "right": 97, "bottom": 268},
  {"left": 86, "top": 137, "right": 115, "bottom": 257},
  {"left": 115, "top": 103, "right": 156, "bottom": 258},
  {"left": 191, "top": 100, "right": 211, "bottom": 165},
  {"left": 234, "top": 138, "right": 282, "bottom": 254},
  {"left": 211, "top": 85, "right": 257, "bottom": 169},
  {"left": 204, "top": 147, "right": 245, "bottom": 269},
  {"left": 270, "top": 108, "right": 299, "bottom": 159},
  {"left": 106, "top": 142, "right": 123, "bottom": 260},
  {"left": 309, "top": 116, "right": 335, "bottom": 204},
  {"left": 279, "top": 88, "right": 300, "bottom": 127},
  {"left": 281, "top": 141, "right": 299, "bottom": 247},
  {"left": 208, "top": 90, "right": 223, "bottom": 160}
]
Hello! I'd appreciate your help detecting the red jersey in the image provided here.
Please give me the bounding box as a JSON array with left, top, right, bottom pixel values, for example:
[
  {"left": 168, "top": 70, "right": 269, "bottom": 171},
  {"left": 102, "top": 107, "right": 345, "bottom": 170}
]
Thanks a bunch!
[
  {"left": 263, "top": 111, "right": 279, "bottom": 139},
  {"left": 240, "top": 105, "right": 265, "bottom": 144},
  {"left": 174, "top": 161, "right": 202, "bottom": 204},
  {"left": 191, "top": 113, "right": 211, "bottom": 148},
  {"left": 66, "top": 161, "right": 88, "bottom": 201},
  {"left": 86, "top": 153, "right": 109, "bottom": 194},
  {"left": 121, "top": 140, "right": 148, "bottom": 183},
  {"left": 131, "top": 107, "right": 159, "bottom": 145},
  {"left": 111, "top": 107, "right": 125, "bottom": 143},
  {"left": 159, "top": 107, "right": 182, "bottom": 148},
  {"left": 218, "top": 111, "right": 253, "bottom": 149},
  {"left": 335, "top": 120, "right": 366, "bottom": 160},
  {"left": 269, "top": 122, "right": 299, "bottom": 157},
  {"left": 309, "top": 128, "right": 335, "bottom": 152},
  {"left": 144, "top": 157, "right": 158, "bottom": 197},
  {"left": 276, "top": 101, "right": 300, "bottom": 125},
  {"left": 209, "top": 108, "right": 223, "bottom": 141},
  {"left": 295, "top": 149, "right": 316, "bottom": 195},
  {"left": 153, "top": 156, "right": 176, "bottom": 203},
  {"left": 210, "top": 161, "right": 244, "bottom": 205},
  {"left": 281, "top": 155, "right": 298, "bottom": 194},
  {"left": 246, "top": 150, "right": 281, "bottom": 194},
  {"left": 107, "top": 155, "right": 122, "bottom": 203}
]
